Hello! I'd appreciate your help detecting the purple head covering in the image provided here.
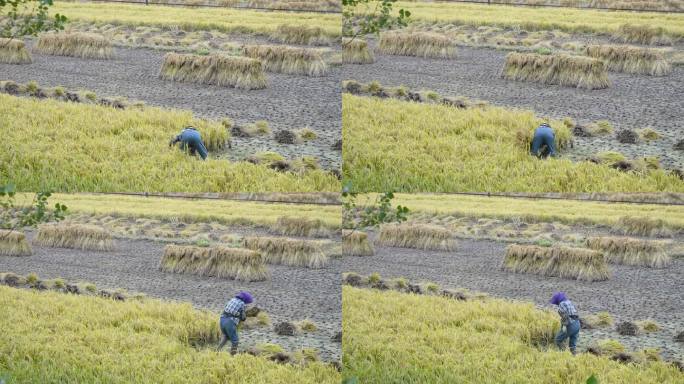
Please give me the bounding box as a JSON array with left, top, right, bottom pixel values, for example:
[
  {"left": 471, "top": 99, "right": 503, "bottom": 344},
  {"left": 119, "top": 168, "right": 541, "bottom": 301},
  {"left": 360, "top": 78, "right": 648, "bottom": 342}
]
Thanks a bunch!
[
  {"left": 550, "top": 292, "right": 567, "bottom": 305},
  {"left": 235, "top": 291, "right": 253, "bottom": 304}
]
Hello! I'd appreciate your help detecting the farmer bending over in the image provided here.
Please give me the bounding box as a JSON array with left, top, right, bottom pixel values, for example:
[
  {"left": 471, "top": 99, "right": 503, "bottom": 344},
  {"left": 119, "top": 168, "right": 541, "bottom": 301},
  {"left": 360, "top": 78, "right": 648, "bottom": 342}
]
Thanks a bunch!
[
  {"left": 550, "top": 291, "right": 580, "bottom": 355},
  {"left": 217, "top": 291, "right": 253, "bottom": 355},
  {"left": 530, "top": 122, "right": 557, "bottom": 159},
  {"left": 169, "top": 126, "right": 208, "bottom": 160}
]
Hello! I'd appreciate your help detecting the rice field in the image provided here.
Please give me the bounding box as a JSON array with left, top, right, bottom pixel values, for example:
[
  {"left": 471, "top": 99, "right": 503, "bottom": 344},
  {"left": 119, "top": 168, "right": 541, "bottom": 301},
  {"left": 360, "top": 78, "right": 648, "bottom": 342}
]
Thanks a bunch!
[
  {"left": 0, "top": 94, "right": 338, "bottom": 192},
  {"left": 342, "top": 95, "right": 684, "bottom": 192},
  {"left": 408, "top": 0, "right": 684, "bottom": 12},
  {"left": 0, "top": 285, "right": 339, "bottom": 383},
  {"left": 342, "top": 286, "right": 684, "bottom": 383}
]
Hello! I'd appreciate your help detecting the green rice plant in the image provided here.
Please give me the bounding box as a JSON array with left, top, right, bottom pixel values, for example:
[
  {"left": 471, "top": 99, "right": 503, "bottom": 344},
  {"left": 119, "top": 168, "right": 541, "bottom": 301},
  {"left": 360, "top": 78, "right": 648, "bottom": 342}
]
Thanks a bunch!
[
  {"left": 242, "top": 236, "right": 327, "bottom": 268},
  {"left": 636, "top": 319, "right": 661, "bottom": 333},
  {"left": 35, "top": 32, "right": 113, "bottom": 59},
  {"left": 0, "top": 95, "right": 337, "bottom": 192},
  {"left": 639, "top": 128, "right": 661, "bottom": 141},
  {"left": 585, "top": 236, "right": 670, "bottom": 268},
  {"left": 377, "top": 223, "right": 457, "bottom": 251},
  {"left": 503, "top": 244, "right": 610, "bottom": 281},
  {"left": 160, "top": 244, "right": 269, "bottom": 281},
  {"left": 271, "top": 216, "right": 331, "bottom": 238},
  {"left": 0, "top": 286, "right": 338, "bottom": 382},
  {"left": 378, "top": 31, "right": 456, "bottom": 59},
  {"left": 243, "top": 44, "right": 327, "bottom": 76},
  {"left": 270, "top": 24, "right": 331, "bottom": 45},
  {"left": 342, "top": 230, "right": 374, "bottom": 256},
  {"left": 0, "top": 38, "right": 32, "bottom": 64},
  {"left": 160, "top": 53, "right": 267, "bottom": 90},
  {"left": 613, "top": 24, "right": 673, "bottom": 45},
  {"left": 613, "top": 216, "right": 673, "bottom": 237},
  {"left": 343, "top": 286, "right": 682, "bottom": 382},
  {"left": 342, "top": 94, "right": 683, "bottom": 192},
  {"left": 341, "top": 38, "right": 375, "bottom": 64},
  {"left": 35, "top": 224, "right": 114, "bottom": 251},
  {"left": 0, "top": 230, "right": 33, "bottom": 256},
  {"left": 502, "top": 52, "right": 610, "bottom": 89},
  {"left": 585, "top": 45, "right": 671, "bottom": 76}
]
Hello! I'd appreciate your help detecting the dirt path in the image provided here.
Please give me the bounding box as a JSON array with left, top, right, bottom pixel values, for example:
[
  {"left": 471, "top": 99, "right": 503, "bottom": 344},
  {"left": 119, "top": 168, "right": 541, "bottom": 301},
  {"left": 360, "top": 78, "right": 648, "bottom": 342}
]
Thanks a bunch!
[
  {"left": 0, "top": 231, "right": 342, "bottom": 361},
  {"left": 341, "top": 234, "right": 684, "bottom": 360},
  {"left": 340, "top": 43, "right": 684, "bottom": 171},
  {"left": 0, "top": 42, "right": 342, "bottom": 170}
]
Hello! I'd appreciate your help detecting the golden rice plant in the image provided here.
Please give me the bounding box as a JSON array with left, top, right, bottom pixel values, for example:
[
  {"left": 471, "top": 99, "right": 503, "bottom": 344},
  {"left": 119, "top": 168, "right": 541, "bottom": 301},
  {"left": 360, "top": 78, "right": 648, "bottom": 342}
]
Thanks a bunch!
[
  {"left": 242, "top": 44, "right": 327, "bottom": 76},
  {"left": 242, "top": 236, "right": 328, "bottom": 268},
  {"left": 341, "top": 38, "right": 375, "bottom": 64},
  {"left": 585, "top": 45, "right": 671, "bottom": 76},
  {"left": 271, "top": 216, "right": 331, "bottom": 237},
  {"left": 502, "top": 52, "right": 610, "bottom": 89},
  {"left": 270, "top": 24, "right": 330, "bottom": 45},
  {"left": 503, "top": 244, "right": 610, "bottom": 281},
  {"left": 0, "top": 38, "right": 32, "bottom": 64},
  {"left": 34, "top": 32, "right": 113, "bottom": 59},
  {"left": 0, "top": 286, "right": 339, "bottom": 383},
  {"left": 585, "top": 236, "right": 670, "bottom": 268},
  {"left": 613, "top": 216, "right": 672, "bottom": 237},
  {"left": 613, "top": 24, "right": 672, "bottom": 45},
  {"left": 378, "top": 31, "right": 456, "bottom": 59},
  {"left": 160, "top": 244, "right": 269, "bottom": 281},
  {"left": 35, "top": 224, "right": 114, "bottom": 251},
  {"left": 160, "top": 53, "right": 267, "bottom": 90},
  {"left": 377, "top": 223, "right": 457, "bottom": 251},
  {"left": 342, "top": 230, "right": 374, "bottom": 256},
  {"left": 0, "top": 230, "right": 32, "bottom": 256}
]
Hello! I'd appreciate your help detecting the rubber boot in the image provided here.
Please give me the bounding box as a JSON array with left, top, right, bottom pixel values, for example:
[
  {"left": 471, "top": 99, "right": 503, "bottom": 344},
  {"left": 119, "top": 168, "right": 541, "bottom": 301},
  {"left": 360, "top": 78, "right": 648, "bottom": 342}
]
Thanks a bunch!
[{"left": 230, "top": 345, "right": 238, "bottom": 355}]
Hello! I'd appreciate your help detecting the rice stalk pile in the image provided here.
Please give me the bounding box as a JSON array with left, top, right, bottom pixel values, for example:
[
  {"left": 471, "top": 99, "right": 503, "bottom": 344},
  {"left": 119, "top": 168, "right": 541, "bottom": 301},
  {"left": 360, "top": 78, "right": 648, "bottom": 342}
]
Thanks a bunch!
[
  {"left": 0, "top": 38, "right": 32, "bottom": 64},
  {"left": 586, "top": 237, "right": 670, "bottom": 268},
  {"left": 270, "top": 25, "right": 329, "bottom": 45},
  {"left": 242, "top": 44, "right": 328, "bottom": 76},
  {"left": 502, "top": 52, "right": 610, "bottom": 89},
  {"left": 0, "top": 230, "right": 32, "bottom": 256},
  {"left": 341, "top": 38, "right": 375, "bottom": 64},
  {"left": 613, "top": 216, "right": 672, "bottom": 237},
  {"left": 377, "top": 223, "right": 457, "bottom": 251},
  {"left": 160, "top": 53, "right": 267, "bottom": 90},
  {"left": 585, "top": 45, "right": 671, "bottom": 76},
  {"left": 342, "top": 230, "right": 374, "bottom": 256},
  {"left": 34, "top": 33, "right": 113, "bottom": 59},
  {"left": 613, "top": 24, "right": 672, "bottom": 45},
  {"left": 271, "top": 216, "right": 331, "bottom": 237},
  {"left": 242, "top": 236, "right": 327, "bottom": 268},
  {"left": 503, "top": 244, "right": 610, "bottom": 281},
  {"left": 35, "top": 224, "right": 114, "bottom": 251},
  {"left": 160, "top": 245, "right": 269, "bottom": 281},
  {"left": 378, "top": 32, "right": 456, "bottom": 59}
]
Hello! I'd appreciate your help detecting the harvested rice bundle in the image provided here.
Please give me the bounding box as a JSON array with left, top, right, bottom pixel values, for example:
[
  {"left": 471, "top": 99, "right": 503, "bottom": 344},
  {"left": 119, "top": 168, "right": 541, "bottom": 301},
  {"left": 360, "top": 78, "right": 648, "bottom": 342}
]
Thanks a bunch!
[
  {"left": 160, "top": 53, "right": 267, "bottom": 90},
  {"left": 0, "top": 38, "right": 32, "bottom": 64},
  {"left": 377, "top": 223, "right": 456, "bottom": 251},
  {"left": 271, "top": 216, "right": 331, "bottom": 237},
  {"left": 243, "top": 236, "right": 327, "bottom": 268},
  {"left": 379, "top": 32, "right": 456, "bottom": 59},
  {"left": 613, "top": 24, "right": 672, "bottom": 46},
  {"left": 503, "top": 244, "right": 609, "bottom": 281},
  {"left": 586, "top": 236, "right": 670, "bottom": 268},
  {"left": 342, "top": 230, "right": 374, "bottom": 256},
  {"left": 160, "top": 245, "right": 268, "bottom": 281},
  {"left": 613, "top": 216, "right": 672, "bottom": 237},
  {"left": 586, "top": 45, "right": 671, "bottom": 76},
  {"left": 341, "top": 38, "right": 375, "bottom": 64},
  {"left": 270, "top": 25, "right": 329, "bottom": 45},
  {"left": 0, "top": 230, "right": 32, "bottom": 256},
  {"left": 35, "top": 224, "right": 114, "bottom": 251},
  {"left": 242, "top": 44, "right": 328, "bottom": 76},
  {"left": 502, "top": 52, "right": 610, "bottom": 90},
  {"left": 34, "top": 33, "right": 113, "bottom": 59}
]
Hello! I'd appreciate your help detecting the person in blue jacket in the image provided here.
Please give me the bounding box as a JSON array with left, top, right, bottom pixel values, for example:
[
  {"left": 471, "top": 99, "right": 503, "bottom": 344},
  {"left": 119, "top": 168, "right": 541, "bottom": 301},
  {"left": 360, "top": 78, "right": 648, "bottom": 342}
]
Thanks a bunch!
[
  {"left": 169, "top": 126, "right": 208, "bottom": 160},
  {"left": 530, "top": 122, "right": 557, "bottom": 159}
]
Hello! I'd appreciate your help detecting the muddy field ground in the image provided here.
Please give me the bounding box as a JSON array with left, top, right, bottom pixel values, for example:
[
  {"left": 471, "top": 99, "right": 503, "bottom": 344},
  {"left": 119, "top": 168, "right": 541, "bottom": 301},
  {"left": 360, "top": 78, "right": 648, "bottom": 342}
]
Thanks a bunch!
[
  {"left": 0, "top": 227, "right": 344, "bottom": 361},
  {"left": 340, "top": 39, "right": 684, "bottom": 171},
  {"left": 342, "top": 224, "right": 684, "bottom": 360},
  {"left": 0, "top": 38, "right": 342, "bottom": 170}
]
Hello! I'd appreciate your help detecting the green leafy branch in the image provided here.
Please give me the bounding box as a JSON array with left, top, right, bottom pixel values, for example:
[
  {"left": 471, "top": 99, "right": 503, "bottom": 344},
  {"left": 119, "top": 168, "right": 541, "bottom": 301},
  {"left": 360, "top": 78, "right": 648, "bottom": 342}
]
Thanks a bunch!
[
  {"left": 1, "top": 184, "right": 67, "bottom": 239},
  {"left": 1, "top": 0, "right": 67, "bottom": 42},
  {"left": 342, "top": 0, "right": 411, "bottom": 44}
]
